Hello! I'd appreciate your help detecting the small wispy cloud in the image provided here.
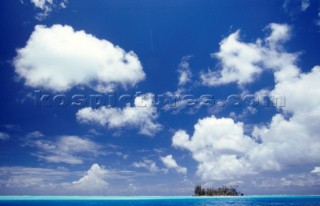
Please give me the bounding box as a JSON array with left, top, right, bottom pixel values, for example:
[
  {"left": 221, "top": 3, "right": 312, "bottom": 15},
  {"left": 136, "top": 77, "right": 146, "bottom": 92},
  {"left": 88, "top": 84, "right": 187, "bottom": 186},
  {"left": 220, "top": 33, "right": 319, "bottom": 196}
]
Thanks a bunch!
[
  {"left": 132, "top": 159, "right": 168, "bottom": 174},
  {"left": 0, "top": 132, "right": 10, "bottom": 141},
  {"left": 30, "top": 0, "right": 68, "bottom": 20},
  {"left": 24, "top": 134, "right": 103, "bottom": 164}
]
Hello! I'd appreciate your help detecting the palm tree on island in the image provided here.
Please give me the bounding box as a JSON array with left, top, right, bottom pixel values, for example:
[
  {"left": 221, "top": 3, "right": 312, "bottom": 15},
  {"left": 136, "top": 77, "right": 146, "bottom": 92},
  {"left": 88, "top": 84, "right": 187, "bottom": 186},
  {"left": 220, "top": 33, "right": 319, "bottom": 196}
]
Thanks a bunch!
[{"left": 194, "top": 185, "right": 244, "bottom": 196}]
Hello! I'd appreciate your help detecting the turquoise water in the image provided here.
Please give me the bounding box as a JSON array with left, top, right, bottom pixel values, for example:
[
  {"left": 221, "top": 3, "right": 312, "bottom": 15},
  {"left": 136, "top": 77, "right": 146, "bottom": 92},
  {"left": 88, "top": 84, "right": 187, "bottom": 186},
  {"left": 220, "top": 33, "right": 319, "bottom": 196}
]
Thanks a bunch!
[{"left": 0, "top": 196, "right": 319, "bottom": 205}]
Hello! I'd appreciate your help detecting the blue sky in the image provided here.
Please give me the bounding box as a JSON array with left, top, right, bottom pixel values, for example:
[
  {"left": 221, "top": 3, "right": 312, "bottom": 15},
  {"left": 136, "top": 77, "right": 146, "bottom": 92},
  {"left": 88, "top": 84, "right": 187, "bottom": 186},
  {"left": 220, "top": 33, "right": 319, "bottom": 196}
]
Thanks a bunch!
[{"left": 0, "top": 0, "right": 320, "bottom": 195}]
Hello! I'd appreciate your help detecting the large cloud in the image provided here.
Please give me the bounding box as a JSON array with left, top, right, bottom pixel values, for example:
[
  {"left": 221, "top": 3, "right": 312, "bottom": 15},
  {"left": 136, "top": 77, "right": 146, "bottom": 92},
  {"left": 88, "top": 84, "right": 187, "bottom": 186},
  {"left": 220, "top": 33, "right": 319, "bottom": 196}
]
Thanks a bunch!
[
  {"left": 174, "top": 23, "right": 320, "bottom": 181},
  {"left": 250, "top": 30, "right": 320, "bottom": 170},
  {"left": 76, "top": 94, "right": 161, "bottom": 136},
  {"left": 172, "top": 116, "right": 256, "bottom": 180},
  {"left": 172, "top": 112, "right": 320, "bottom": 180},
  {"left": 14, "top": 24, "right": 145, "bottom": 92},
  {"left": 252, "top": 66, "right": 320, "bottom": 169}
]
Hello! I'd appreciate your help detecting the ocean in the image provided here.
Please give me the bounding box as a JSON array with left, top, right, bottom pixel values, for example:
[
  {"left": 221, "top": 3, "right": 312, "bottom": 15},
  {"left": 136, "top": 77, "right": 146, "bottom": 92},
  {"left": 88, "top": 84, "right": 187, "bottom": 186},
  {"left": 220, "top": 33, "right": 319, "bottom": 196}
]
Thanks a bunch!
[{"left": 0, "top": 196, "right": 319, "bottom": 206}]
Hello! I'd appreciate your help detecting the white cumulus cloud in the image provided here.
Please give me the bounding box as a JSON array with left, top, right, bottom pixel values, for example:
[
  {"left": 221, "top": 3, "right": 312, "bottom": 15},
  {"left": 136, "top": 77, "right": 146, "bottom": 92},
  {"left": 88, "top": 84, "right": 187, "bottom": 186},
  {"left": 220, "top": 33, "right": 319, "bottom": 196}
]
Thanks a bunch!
[
  {"left": 71, "top": 164, "right": 109, "bottom": 191},
  {"left": 251, "top": 66, "right": 320, "bottom": 170},
  {"left": 172, "top": 116, "right": 256, "bottom": 180},
  {"left": 175, "top": 34, "right": 320, "bottom": 180},
  {"left": 175, "top": 23, "right": 320, "bottom": 181},
  {"left": 76, "top": 94, "right": 161, "bottom": 136},
  {"left": 160, "top": 155, "right": 187, "bottom": 175},
  {"left": 14, "top": 24, "right": 145, "bottom": 92}
]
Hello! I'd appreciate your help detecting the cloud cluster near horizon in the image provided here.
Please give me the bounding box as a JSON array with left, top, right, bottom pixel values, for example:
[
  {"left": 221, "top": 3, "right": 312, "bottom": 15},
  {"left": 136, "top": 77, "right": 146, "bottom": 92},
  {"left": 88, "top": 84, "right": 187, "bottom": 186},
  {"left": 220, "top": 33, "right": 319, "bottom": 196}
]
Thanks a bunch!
[
  {"left": 6, "top": 2, "right": 320, "bottom": 194},
  {"left": 173, "top": 23, "right": 320, "bottom": 181}
]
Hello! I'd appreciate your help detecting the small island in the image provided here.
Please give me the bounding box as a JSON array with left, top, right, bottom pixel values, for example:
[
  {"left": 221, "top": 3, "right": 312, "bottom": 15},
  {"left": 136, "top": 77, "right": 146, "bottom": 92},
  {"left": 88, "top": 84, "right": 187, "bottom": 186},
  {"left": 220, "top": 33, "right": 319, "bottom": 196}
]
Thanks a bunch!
[{"left": 194, "top": 185, "right": 244, "bottom": 196}]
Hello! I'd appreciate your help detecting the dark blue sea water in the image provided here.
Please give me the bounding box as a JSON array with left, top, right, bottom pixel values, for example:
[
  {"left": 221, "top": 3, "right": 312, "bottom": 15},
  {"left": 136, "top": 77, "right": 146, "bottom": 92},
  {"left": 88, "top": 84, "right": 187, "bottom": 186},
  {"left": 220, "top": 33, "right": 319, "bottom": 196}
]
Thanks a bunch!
[{"left": 0, "top": 196, "right": 319, "bottom": 206}]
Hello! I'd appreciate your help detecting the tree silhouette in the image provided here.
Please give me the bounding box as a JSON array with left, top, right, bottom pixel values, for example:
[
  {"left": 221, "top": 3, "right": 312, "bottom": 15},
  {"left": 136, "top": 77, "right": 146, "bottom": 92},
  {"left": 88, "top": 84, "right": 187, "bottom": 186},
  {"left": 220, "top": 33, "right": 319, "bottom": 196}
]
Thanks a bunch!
[{"left": 193, "top": 185, "right": 243, "bottom": 196}]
